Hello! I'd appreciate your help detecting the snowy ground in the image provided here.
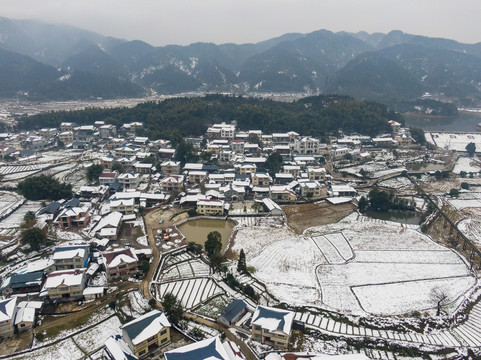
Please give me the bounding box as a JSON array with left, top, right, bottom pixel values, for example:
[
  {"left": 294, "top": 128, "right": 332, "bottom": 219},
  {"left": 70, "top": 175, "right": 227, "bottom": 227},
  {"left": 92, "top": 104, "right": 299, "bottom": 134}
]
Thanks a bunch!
[
  {"left": 427, "top": 132, "right": 481, "bottom": 152},
  {"left": 377, "top": 176, "right": 413, "bottom": 190},
  {"left": 232, "top": 214, "right": 476, "bottom": 316},
  {"left": 0, "top": 201, "right": 42, "bottom": 229},
  {"left": 452, "top": 156, "right": 481, "bottom": 174}
]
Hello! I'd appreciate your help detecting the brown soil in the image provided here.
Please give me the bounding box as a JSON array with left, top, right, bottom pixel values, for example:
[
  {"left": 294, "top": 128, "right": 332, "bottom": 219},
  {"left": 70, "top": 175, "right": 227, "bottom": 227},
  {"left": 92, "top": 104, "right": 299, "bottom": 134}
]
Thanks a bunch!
[{"left": 282, "top": 201, "right": 355, "bottom": 234}]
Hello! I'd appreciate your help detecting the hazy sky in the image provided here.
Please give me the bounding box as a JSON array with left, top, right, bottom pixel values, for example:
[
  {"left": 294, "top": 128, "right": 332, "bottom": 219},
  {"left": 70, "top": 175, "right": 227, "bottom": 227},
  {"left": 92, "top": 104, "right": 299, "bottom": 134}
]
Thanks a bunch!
[{"left": 2, "top": 0, "right": 481, "bottom": 46}]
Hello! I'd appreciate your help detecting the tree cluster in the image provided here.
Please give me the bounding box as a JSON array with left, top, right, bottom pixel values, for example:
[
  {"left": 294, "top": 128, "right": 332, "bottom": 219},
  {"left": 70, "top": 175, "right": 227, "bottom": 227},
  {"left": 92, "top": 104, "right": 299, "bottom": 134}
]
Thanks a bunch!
[
  {"left": 359, "top": 187, "right": 416, "bottom": 213},
  {"left": 86, "top": 164, "right": 104, "bottom": 183},
  {"left": 17, "top": 175, "right": 73, "bottom": 201},
  {"left": 161, "top": 292, "right": 184, "bottom": 325}
]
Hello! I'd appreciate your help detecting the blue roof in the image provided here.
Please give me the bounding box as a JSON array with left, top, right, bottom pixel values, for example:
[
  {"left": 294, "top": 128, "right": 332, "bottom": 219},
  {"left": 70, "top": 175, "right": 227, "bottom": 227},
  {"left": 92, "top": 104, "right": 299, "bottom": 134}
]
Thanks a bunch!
[
  {"left": 165, "top": 337, "right": 227, "bottom": 360},
  {"left": 220, "top": 299, "right": 247, "bottom": 323}
]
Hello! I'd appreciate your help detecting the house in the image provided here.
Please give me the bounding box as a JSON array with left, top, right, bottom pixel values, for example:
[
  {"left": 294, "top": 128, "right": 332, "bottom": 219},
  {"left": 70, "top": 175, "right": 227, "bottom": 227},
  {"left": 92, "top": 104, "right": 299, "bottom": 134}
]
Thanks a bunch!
[
  {"left": 274, "top": 173, "right": 294, "bottom": 185},
  {"left": 238, "top": 164, "right": 256, "bottom": 175},
  {"left": 261, "top": 198, "right": 284, "bottom": 216},
  {"left": 218, "top": 299, "right": 248, "bottom": 326},
  {"left": 14, "top": 304, "right": 36, "bottom": 333},
  {"left": 0, "top": 146, "right": 15, "bottom": 158},
  {"left": 299, "top": 181, "right": 326, "bottom": 199},
  {"left": 0, "top": 298, "right": 17, "bottom": 338},
  {"left": 134, "top": 163, "right": 154, "bottom": 174},
  {"left": 118, "top": 173, "right": 141, "bottom": 190},
  {"left": 188, "top": 170, "right": 208, "bottom": 184},
  {"left": 90, "top": 211, "right": 123, "bottom": 240},
  {"left": 103, "top": 248, "right": 139, "bottom": 280},
  {"left": 269, "top": 185, "right": 296, "bottom": 202},
  {"left": 54, "top": 206, "right": 90, "bottom": 229},
  {"left": 161, "top": 175, "right": 184, "bottom": 194},
  {"left": 158, "top": 148, "right": 176, "bottom": 159},
  {"left": 0, "top": 271, "right": 44, "bottom": 296},
  {"left": 83, "top": 287, "right": 106, "bottom": 300},
  {"left": 331, "top": 147, "right": 350, "bottom": 160},
  {"left": 60, "top": 122, "right": 76, "bottom": 131},
  {"left": 330, "top": 184, "right": 357, "bottom": 197},
  {"left": 99, "top": 171, "right": 119, "bottom": 186},
  {"left": 109, "top": 198, "right": 135, "bottom": 215},
  {"left": 103, "top": 335, "right": 139, "bottom": 360},
  {"left": 77, "top": 185, "right": 109, "bottom": 200},
  {"left": 197, "top": 199, "right": 225, "bottom": 215},
  {"left": 165, "top": 336, "right": 245, "bottom": 360},
  {"left": 373, "top": 137, "right": 398, "bottom": 147},
  {"left": 293, "top": 137, "right": 320, "bottom": 154},
  {"left": 121, "top": 310, "right": 171, "bottom": 358},
  {"left": 251, "top": 173, "right": 270, "bottom": 187},
  {"left": 58, "top": 131, "right": 74, "bottom": 143},
  {"left": 251, "top": 305, "right": 295, "bottom": 350},
  {"left": 99, "top": 124, "right": 117, "bottom": 139},
  {"left": 221, "top": 185, "right": 245, "bottom": 202},
  {"left": 161, "top": 161, "right": 181, "bottom": 175},
  {"left": 231, "top": 140, "right": 245, "bottom": 154},
  {"left": 206, "top": 122, "right": 236, "bottom": 139},
  {"left": 52, "top": 244, "right": 91, "bottom": 270},
  {"left": 272, "top": 133, "right": 290, "bottom": 144},
  {"left": 43, "top": 269, "right": 86, "bottom": 301},
  {"left": 307, "top": 167, "right": 326, "bottom": 181},
  {"left": 283, "top": 165, "right": 301, "bottom": 178}
]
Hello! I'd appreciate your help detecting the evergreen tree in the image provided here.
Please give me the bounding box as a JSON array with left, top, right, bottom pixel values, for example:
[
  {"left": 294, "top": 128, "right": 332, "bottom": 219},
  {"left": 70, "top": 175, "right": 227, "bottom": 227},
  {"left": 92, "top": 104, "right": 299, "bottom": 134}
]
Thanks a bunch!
[
  {"left": 237, "top": 249, "right": 247, "bottom": 273},
  {"left": 161, "top": 292, "right": 184, "bottom": 324},
  {"left": 86, "top": 164, "right": 104, "bottom": 183},
  {"left": 205, "top": 231, "right": 222, "bottom": 258},
  {"left": 466, "top": 142, "right": 476, "bottom": 157}
]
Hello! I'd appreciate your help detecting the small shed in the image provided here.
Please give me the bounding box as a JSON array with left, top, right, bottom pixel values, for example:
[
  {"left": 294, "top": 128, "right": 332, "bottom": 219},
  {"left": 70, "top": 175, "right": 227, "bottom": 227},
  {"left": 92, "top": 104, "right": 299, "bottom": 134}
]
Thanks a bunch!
[
  {"left": 218, "top": 299, "right": 248, "bottom": 326},
  {"left": 83, "top": 286, "right": 106, "bottom": 300}
]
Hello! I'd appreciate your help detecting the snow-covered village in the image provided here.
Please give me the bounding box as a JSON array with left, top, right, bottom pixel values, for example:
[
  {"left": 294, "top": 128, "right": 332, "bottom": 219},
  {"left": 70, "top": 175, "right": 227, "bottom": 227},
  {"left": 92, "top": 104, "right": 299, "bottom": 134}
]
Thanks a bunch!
[{"left": 1, "top": 102, "right": 481, "bottom": 360}]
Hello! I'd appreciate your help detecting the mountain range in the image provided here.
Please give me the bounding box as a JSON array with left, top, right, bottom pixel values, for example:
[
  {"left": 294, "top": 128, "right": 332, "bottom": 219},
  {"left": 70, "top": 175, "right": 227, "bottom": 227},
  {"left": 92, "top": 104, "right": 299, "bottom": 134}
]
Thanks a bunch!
[{"left": 1, "top": 16, "right": 481, "bottom": 103}]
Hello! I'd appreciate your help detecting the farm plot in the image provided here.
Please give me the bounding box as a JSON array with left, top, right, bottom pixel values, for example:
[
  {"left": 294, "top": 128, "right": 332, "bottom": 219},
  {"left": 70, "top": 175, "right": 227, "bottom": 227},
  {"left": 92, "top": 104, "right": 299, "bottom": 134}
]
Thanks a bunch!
[
  {"left": 0, "top": 165, "right": 40, "bottom": 175},
  {"left": 156, "top": 278, "right": 223, "bottom": 309},
  {"left": 10, "top": 337, "right": 84, "bottom": 360},
  {"left": 158, "top": 259, "right": 210, "bottom": 282},
  {"left": 0, "top": 201, "right": 42, "bottom": 229},
  {"left": 0, "top": 191, "right": 24, "bottom": 219},
  {"left": 452, "top": 156, "right": 481, "bottom": 174},
  {"left": 72, "top": 315, "right": 122, "bottom": 353},
  {"left": 377, "top": 176, "right": 413, "bottom": 190},
  {"left": 458, "top": 217, "right": 481, "bottom": 247},
  {"left": 234, "top": 213, "right": 476, "bottom": 315}
]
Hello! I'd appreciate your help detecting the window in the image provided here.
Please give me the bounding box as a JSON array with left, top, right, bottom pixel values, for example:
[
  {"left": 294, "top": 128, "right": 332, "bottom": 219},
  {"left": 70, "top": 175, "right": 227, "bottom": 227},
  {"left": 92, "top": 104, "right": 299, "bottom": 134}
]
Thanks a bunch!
[
  {"left": 160, "top": 329, "right": 167, "bottom": 335},
  {"left": 161, "top": 337, "right": 168, "bottom": 344},
  {"left": 138, "top": 349, "right": 146, "bottom": 356},
  {"left": 75, "top": 258, "right": 81, "bottom": 262}
]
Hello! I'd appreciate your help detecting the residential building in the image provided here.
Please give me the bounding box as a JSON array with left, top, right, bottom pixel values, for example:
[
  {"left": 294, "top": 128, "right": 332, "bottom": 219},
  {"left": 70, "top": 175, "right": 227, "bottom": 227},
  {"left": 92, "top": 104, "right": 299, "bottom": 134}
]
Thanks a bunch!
[
  {"left": 0, "top": 298, "right": 17, "bottom": 338},
  {"left": 99, "top": 124, "right": 117, "bottom": 139},
  {"left": 52, "top": 244, "right": 91, "bottom": 270},
  {"left": 282, "top": 165, "right": 301, "bottom": 178},
  {"left": 197, "top": 199, "right": 225, "bottom": 215},
  {"left": 165, "top": 336, "right": 245, "bottom": 360},
  {"left": 299, "top": 181, "right": 327, "bottom": 199},
  {"left": 121, "top": 310, "right": 171, "bottom": 357},
  {"left": 103, "top": 248, "right": 139, "bottom": 280},
  {"left": 60, "top": 122, "right": 75, "bottom": 132},
  {"left": 238, "top": 164, "right": 256, "bottom": 175},
  {"left": 109, "top": 198, "right": 135, "bottom": 215},
  {"left": 161, "top": 161, "right": 181, "bottom": 175},
  {"left": 332, "top": 147, "right": 350, "bottom": 160},
  {"left": 251, "top": 173, "right": 270, "bottom": 187},
  {"left": 103, "top": 335, "right": 139, "bottom": 360},
  {"left": 293, "top": 137, "right": 320, "bottom": 155},
  {"left": 0, "top": 271, "right": 44, "bottom": 296},
  {"left": 58, "top": 131, "right": 74, "bottom": 143},
  {"left": 330, "top": 184, "right": 357, "bottom": 197},
  {"left": 218, "top": 299, "right": 248, "bottom": 326},
  {"left": 43, "top": 269, "right": 86, "bottom": 301},
  {"left": 90, "top": 211, "right": 123, "bottom": 240},
  {"left": 118, "top": 173, "right": 141, "bottom": 190},
  {"left": 54, "top": 206, "right": 90, "bottom": 229},
  {"left": 99, "top": 171, "right": 119, "bottom": 186},
  {"left": 206, "top": 122, "right": 236, "bottom": 139},
  {"left": 231, "top": 140, "right": 245, "bottom": 154},
  {"left": 188, "top": 170, "right": 208, "bottom": 184},
  {"left": 0, "top": 146, "right": 15, "bottom": 158},
  {"left": 269, "top": 185, "right": 296, "bottom": 202},
  {"left": 251, "top": 305, "right": 294, "bottom": 350},
  {"left": 134, "top": 162, "right": 154, "bottom": 174},
  {"left": 14, "top": 303, "right": 36, "bottom": 333},
  {"left": 271, "top": 133, "right": 290, "bottom": 144},
  {"left": 307, "top": 167, "right": 327, "bottom": 181},
  {"left": 161, "top": 175, "right": 184, "bottom": 194}
]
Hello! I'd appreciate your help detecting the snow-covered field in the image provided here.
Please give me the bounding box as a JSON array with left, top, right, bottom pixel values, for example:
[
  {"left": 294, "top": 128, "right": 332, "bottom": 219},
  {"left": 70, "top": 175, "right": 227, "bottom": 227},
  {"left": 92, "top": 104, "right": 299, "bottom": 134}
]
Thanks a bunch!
[
  {"left": 233, "top": 214, "right": 476, "bottom": 316},
  {"left": 0, "top": 191, "right": 24, "bottom": 219},
  {"left": 377, "top": 176, "right": 413, "bottom": 189},
  {"left": 427, "top": 132, "right": 481, "bottom": 152},
  {"left": 452, "top": 156, "right": 481, "bottom": 174},
  {"left": 0, "top": 201, "right": 42, "bottom": 229},
  {"left": 458, "top": 217, "right": 481, "bottom": 247},
  {"left": 338, "top": 161, "right": 406, "bottom": 178},
  {"left": 156, "top": 278, "right": 223, "bottom": 309}
]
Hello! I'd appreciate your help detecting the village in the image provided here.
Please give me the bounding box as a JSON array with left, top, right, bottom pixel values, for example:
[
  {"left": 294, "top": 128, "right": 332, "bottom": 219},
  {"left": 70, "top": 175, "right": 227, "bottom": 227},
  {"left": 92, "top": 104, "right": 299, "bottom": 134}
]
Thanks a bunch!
[{"left": 0, "top": 115, "right": 481, "bottom": 360}]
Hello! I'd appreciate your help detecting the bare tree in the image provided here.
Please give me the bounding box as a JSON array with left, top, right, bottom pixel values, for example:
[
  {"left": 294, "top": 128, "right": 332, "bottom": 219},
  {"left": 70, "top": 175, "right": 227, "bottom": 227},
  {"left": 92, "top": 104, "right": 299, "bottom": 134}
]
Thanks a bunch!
[{"left": 431, "top": 287, "right": 448, "bottom": 316}]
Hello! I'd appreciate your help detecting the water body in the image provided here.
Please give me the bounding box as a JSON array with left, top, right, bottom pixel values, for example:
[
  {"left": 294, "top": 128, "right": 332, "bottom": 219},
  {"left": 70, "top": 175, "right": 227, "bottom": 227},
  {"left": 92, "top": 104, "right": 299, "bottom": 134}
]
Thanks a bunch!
[
  {"left": 405, "top": 112, "right": 481, "bottom": 132},
  {"left": 177, "top": 218, "right": 236, "bottom": 253},
  {"left": 366, "top": 209, "right": 422, "bottom": 225}
]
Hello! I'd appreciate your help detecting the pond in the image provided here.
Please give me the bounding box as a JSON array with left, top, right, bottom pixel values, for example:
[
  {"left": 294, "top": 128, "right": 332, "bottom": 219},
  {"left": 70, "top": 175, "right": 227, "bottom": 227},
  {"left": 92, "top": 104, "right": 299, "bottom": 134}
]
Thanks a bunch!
[
  {"left": 366, "top": 209, "right": 422, "bottom": 225},
  {"left": 177, "top": 218, "right": 236, "bottom": 253}
]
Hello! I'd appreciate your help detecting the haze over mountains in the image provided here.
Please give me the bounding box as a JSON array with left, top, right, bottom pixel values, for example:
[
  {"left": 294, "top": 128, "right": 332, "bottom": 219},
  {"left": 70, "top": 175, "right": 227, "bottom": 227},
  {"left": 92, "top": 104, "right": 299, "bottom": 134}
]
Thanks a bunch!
[{"left": 1, "top": 16, "right": 481, "bottom": 103}]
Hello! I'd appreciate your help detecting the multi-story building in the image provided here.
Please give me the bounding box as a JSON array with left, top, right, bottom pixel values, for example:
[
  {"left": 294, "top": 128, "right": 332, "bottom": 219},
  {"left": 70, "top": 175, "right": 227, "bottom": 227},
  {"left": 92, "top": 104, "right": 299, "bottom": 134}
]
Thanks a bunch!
[
  {"left": 251, "top": 173, "right": 270, "bottom": 187},
  {"left": 102, "top": 248, "right": 139, "bottom": 280},
  {"left": 206, "top": 122, "right": 236, "bottom": 139},
  {"left": 188, "top": 170, "right": 208, "bottom": 184},
  {"left": 118, "top": 173, "right": 140, "bottom": 190},
  {"left": 54, "top": 206, "right": 90, "bottom": 229},
  {"left": 160, "top": 161, "right": 181, "bottom": 175},
  {"left": 43, "top": 269, "right": 86, "bottom": 301},
  {"left": 109, "top": 198, "right": 135, "bottom": 215},
  {"left": 58, "top": 131, "right": 74, "bottom": 143},
  {"left": 269, "top": 185, "right": 297, "bottom": 202},
  {"left": 165, "top": 336, "right": 245, "bottom": 360},
  {"left": 99, "top": 171, "right": 119, "bottom": 186},
  {"left": 293, "top": 137, "right": 320, "bottom": 155},
  {"left": 251, "top": 305, "right": 294, "bottom": 350},
  {"left": 99, "top": 124, "right": 117, "bottom": 139},
  {"left": 60, "top": 122, "right": 76, "bottom": 132},
  {"left": 299, "top": 181, "right": 327, "bottom": 199},
  {"left": 121, "top": 310, "right": 171, "bottom": 358},
  {"left": 0, "top": 298, "right": 17, "bottom": 338},
  {"left": 161, "top": 175, "right": 184, "bottom": 194},
  {"left": 52, "top": 244, "right": 91, "bottom": 270},
  {"left": 197, "top": 199, "right": 225, "bottom": 215},
  {"left": 282, "top": 165, "right": 301, "bottom": 178},
  {"left": 307, "top": 166, "right": 326, "bottom": 181},
  {"left": 238, "top": 164, "right": 256, "bottom": 175},
  {"left": 231, "top": 140, "right": 245, "bottom": 154}
]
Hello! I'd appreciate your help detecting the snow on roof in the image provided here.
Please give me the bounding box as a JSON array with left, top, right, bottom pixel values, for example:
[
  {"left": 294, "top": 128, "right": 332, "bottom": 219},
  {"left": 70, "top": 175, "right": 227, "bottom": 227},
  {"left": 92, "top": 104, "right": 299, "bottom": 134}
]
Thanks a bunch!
[
  {"left": 330, "top": 185, "right": 356, "bottom": 193},
  {"left": 164, "top": 336, "right": 232, "bottom": 360},
  {"left": 327, "top": 197, "right": 352, "bottom": 205},
  {"left": 26, "top": 258, "right": 54, "bottom": 273},
  {"left": 104, "top": 335, "right": 138, "bottom": 360},
  {"left": 17, "top": 301, "right": 43, "bottom": 310},
  {"left": 197, "top": 199, "right": 224, "bottom": 206},
  {"left": 0, "top": 297, "right": 17, "bottom": 322},
  {"left": 121, "top": 310, "right": 171, "bottom": 346},
  {"left": 53, "top": 247, "right": 86, "bottom": 260},
  {"left": 262, "top": 198, "right": 282, "bottom": 212},
  {"left": 103, "top": 248, "right": 138, "bottom": 268},
  {"left": 14, "top": 306, "right": 35, "bottom": 325},
  {"left": 252, "top": 305, "right": 294, "bottom": 335},
  {"left": 91, "top": 211, "right": 123, "bottom": 235},
  {"left": 44, "top": 269, "right": 85, "bottom": 289},
  {"left": 83, "top": 286, "right": 105, "bottom": 295},
  {"left": 265, "top": 354, "right": 369, "bottom": 360}
]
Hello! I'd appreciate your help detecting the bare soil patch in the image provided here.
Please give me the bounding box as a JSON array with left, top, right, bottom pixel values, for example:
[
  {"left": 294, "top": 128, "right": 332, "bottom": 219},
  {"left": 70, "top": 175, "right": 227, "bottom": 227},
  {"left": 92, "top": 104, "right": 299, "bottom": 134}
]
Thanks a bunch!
[{"left": 282, "top": 201, "right": 355, "bottom": 234}]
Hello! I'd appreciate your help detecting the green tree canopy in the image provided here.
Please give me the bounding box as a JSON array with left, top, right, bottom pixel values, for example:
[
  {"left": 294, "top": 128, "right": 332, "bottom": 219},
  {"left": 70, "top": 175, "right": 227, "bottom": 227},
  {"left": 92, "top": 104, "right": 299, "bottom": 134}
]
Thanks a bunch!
[
  {"left": 409, "top": 127, "right": 426, "bottom": 145},
  {"left": 86, "top": 164, "right": 104, "bottom": 183},
  {"left": 111, "top": 163, "right": 125, "bottom": 173},
  {"left": 466, "top": 142, "right": 476, "bottom": 157},
  {"left": 237, "top": 249, "right": 247, "bottom": 273},
  {"left": 205, "top": 231, "right": 222, "bottom": 258},
  {"left": 20, "top": 228, "right": 49, "bottom": 252},
  {"left": 265, "top": 152, "right": 283, "bottom": 177},
  {"left": 161, "top": 292, "right": 184, "bottom": 324},
  {"left": 17, "top": 175, "right": 73, "bottom": 201}
]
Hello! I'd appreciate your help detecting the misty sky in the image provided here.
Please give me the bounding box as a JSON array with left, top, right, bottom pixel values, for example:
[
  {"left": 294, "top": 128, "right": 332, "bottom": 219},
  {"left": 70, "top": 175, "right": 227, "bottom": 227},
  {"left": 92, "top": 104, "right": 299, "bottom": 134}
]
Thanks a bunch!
[{"left": 2, "top": 0, "right": 481, "bottom": 46}]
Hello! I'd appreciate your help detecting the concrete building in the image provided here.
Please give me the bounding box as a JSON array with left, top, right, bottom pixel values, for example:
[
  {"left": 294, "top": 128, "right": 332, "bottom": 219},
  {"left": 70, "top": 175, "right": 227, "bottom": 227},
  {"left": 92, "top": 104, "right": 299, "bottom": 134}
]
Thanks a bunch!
[{"left": 251, "top": 305, "right": 294, "bottom": 350}]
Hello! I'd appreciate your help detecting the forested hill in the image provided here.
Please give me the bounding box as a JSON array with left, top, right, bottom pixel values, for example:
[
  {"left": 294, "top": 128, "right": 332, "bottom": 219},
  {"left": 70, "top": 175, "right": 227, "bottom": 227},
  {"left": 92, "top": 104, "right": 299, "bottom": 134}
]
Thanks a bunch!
[{"left": 17, "top": 94, "right": 403, "bottom": 138}]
